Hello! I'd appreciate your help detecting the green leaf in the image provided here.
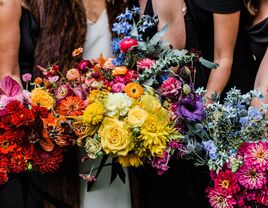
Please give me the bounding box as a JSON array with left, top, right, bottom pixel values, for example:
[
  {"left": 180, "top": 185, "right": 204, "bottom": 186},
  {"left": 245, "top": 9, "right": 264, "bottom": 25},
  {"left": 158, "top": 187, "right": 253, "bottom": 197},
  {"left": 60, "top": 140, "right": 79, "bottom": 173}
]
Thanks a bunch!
[{"left": 199, "top": 57, "right": 219, "bottom": 69}]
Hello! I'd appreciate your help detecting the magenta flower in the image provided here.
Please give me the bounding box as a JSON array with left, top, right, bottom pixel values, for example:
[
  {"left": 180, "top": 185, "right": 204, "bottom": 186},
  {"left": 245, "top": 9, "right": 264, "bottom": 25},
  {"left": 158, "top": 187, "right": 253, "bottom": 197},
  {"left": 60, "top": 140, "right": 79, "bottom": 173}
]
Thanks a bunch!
[
  {"left": 114, "top": 76, "right": 126, "bottom": 84},
  {"left": 208, "top": 188, "right": 236, "bottom": 208},
  {"left": 48, "top": 75, "right": 59, "bottom": 83},
  {"left": 244, "top": 141, "right": 268, "bottom": 171},
  {"left": 256, "top": 187, "right": 268, "bottom": 206},
  {"left": 161, "top": 77, "right": 182, "bottom": 97},
  {"left": 119, "top": 37, "right": 138, "bottom": 53},
  {"left": 214, "top": 170, "right": 240, "bottom": 196},
  {"left": 124, "top": 70, "right": 138, "bottom": 83},
  {"left": 151, "top": 151, "right": 170, "bottom": 175},
  {"left": 137, "top": 58, "right": 156, "bottom": 71},
  {"left": 22, "top": 73, "right": 32, "bottom": 82},
  {"left": 112, "top": 83, "right": 125, "bottom": 93},
  {"left": 55, "top": 84, "right": 72, "bottom": 100},
  {"left": 77, "top": 60, "right": 93, "bottom": 72},
  {"left": 236, "top": 165, "right": 266, "bottom": 189}
]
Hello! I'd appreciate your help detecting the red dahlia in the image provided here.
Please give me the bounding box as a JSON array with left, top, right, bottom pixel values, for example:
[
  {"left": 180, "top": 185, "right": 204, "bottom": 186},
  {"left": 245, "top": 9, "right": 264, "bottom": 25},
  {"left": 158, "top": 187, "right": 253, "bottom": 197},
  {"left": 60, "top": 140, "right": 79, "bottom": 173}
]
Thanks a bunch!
[
  {"left": 32, "top": 106, "right": 49, "bottom": 119},
  {"left": 11, "top": 108, "right": 35, "bottom": 127},
  {"left": 214, "top": 170, "right": 240, "bottom": 196},
  {"left": 9, "top": 150, "right": 29, "bottom": 173},
  {"left": 0, "top": 168, "right": 8, "bottom": 185},
  {"left": 3, "top": 129, "right": 28, "bottom": 144},
  {"left": 32, "top": 146, "right": 63, "bottom": 173},
  {"left": 6, "top": 100, "right": 23, "bottom": 114}
]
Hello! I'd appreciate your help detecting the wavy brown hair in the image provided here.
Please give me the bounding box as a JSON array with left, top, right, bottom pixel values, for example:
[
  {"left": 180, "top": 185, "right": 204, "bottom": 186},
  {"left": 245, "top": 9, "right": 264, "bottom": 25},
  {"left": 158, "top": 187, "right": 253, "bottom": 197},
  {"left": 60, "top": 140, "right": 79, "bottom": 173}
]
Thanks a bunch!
[
  {"left": 25, "top": 0, "right": 87, "bottom": 76},
  {"left": 244, "top": 0, "right": 259, "bottom": 15}
]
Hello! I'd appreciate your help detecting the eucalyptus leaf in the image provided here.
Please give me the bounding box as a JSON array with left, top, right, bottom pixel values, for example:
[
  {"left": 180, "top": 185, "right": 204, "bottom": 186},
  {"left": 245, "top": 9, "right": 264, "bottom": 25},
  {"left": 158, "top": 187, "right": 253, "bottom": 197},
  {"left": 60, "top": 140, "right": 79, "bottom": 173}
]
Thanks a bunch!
[{"left": 199, "top": 57, "right": 219, "bottom": 69}]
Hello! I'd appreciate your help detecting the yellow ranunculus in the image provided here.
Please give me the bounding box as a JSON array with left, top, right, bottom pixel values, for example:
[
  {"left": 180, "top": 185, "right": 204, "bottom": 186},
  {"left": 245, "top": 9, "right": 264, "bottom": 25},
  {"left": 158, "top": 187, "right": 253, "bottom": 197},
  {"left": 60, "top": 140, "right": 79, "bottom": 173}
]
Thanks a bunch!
[
  {"left": 117, "top": 153, "right": 143, "bottom": 167},
  {"left": 127, "top": 106, "right": 148, "bottom": 127},
  {"left": 139, "top": 93, "right": 162, "bottom": 114},
  {"left": 98, "top": 117, "right": 133, "bottom": 156},
  {"left": 30, "top": 88, "right": 54, "bottom": 110}
]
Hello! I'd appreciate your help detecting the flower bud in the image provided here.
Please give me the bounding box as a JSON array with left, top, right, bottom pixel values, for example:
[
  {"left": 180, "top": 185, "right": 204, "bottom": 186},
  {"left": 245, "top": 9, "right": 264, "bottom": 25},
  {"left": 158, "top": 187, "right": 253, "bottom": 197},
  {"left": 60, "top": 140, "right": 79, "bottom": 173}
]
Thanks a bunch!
[{"left": 120, "top": 38, "right": 138, "bottom": 53}]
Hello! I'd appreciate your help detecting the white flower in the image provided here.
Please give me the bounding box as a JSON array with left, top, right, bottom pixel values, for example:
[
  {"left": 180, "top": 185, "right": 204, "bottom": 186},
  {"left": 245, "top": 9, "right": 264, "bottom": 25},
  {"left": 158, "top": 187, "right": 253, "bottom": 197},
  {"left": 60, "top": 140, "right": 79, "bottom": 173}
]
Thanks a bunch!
[
  {"left": 85, "top": 138, "right": 102, "bottom": 159},
  {"left": 105, "top": 93, "right": 132, "bottom": 117}
]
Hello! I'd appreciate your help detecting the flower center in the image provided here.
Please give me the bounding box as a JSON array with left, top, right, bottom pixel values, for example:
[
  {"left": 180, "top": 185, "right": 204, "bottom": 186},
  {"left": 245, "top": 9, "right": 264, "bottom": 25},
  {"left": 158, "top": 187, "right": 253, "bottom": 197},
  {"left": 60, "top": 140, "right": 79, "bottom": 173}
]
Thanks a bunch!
[
  {"left": 1, "top": 141, "right": 9, "bottom": 148},
  {"left": 249, "top": 170, "right": 258, "bottom": 178},
  {"left": 221, "top": 180, "right": 230, "bottom": 189},
  {"left": 256, "top": 151, "right": 265, "bottom": 159}
]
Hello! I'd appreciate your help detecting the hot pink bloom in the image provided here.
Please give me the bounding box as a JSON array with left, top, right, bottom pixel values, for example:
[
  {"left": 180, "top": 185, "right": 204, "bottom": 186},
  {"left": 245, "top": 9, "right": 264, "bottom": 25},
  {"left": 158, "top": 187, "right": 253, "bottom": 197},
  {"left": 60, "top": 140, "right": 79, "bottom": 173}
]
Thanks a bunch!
[
  {"left": 236, "top": 165, "right": 266, "bottom": 189},
  {"left": 208, "top": 188, "right": 236, "bottom": 208},
  {"left": 244, "top": 141, "right": 268, "bottom": 171},
  {"left": 55, "top": 84, "right": 72, "bottom": 100},
  {"left": 256, "top": 187, "right": 268, "bottom": 206},
  {"left": 112, "top": 83, "right": 125, "bottom": 93},
  {"left": 161, "top": 77, "right": 182, "bottom": 97},
  {"left": 137, "top": 58, "right": 156, "bottom": 71},
  {"left": 114, "top": 76, "right": 126, "bottom": 84},
  {"left": 77, "top": 60, "right": 93, "bottom": 72},
  {"left": 48, "top": 75, "right": 59, "bottom": 83},
  {"left": 120, "top": 37, "right": 138, "bottom": 53},
  {"left": 214, "top": 170, "right": 240, "bottom": 196},
  {"left": 66, "top": 68, "right": 80, "bottom": 81},
  {"left": 124, "top": 70, "right": 138, "bottom": 83}
]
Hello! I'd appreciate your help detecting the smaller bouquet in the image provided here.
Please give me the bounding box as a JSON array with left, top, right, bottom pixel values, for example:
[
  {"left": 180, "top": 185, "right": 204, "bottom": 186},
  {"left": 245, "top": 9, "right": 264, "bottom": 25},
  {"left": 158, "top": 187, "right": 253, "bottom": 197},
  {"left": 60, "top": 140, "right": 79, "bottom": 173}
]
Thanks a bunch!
[
  {"left": 0, "top": 76, "right": 64, "bottom": 185},
  {"left": 181, "top": 88, "right": 268, "bottom": 208}
]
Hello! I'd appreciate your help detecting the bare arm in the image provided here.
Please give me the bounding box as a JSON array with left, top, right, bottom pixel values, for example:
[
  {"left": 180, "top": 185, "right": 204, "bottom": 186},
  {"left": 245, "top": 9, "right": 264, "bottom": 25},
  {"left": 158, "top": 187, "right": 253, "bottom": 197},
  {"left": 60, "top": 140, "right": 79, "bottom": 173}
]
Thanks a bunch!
[
  {"left": 152, "top": 0, "right": 186, "bottom": 49},
  {"left": 251, "top": 48, "right": 268, "bottom": 108},
  {"left": 0, "top": 0, "right": 22, "bottom": 84},
  {"left": 205, "top": 11, "right": 240, "bottom": 98}
]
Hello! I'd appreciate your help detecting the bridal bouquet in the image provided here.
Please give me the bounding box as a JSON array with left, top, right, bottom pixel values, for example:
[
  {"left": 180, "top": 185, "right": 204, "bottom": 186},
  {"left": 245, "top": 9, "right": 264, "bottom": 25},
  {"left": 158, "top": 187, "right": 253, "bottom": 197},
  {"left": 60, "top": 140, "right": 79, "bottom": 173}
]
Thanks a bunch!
[
  {"left": 0, "top": 76, "right": 64, "bottom": 185},
  {"left": 181, "top": 89, "right": 268, "bottom": 207}
]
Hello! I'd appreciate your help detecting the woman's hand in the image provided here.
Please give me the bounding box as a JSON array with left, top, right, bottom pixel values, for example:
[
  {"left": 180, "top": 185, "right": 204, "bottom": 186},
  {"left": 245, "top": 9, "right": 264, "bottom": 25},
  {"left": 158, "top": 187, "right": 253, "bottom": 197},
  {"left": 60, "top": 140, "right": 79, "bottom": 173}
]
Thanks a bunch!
[{"left": 0, "top": 0, "right": 22, "bottom": 85}]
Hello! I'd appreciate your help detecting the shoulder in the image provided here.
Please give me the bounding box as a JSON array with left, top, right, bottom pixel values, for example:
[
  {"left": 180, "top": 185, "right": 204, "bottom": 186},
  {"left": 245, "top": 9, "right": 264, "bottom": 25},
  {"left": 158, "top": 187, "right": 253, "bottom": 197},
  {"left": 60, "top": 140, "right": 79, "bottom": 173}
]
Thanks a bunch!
[
  {"left": 0, "top": 0, "right": 21, "bottom": 20},
  {"left": 194, "top": 0, "right": 242, "bottom": 14}
]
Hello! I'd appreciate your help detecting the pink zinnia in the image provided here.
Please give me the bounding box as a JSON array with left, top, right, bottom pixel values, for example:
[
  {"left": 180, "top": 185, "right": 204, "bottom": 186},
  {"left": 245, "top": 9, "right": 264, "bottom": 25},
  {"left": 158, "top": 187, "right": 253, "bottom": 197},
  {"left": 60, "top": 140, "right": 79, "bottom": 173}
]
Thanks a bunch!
[
  {"left": 137, "top": 58, "right": 155, "bottom": 71},
  {"left": 244, "top": 141, "right": 268, "bottom": 171},
  {"left": 256, "top": 187, "right": 268, "bottom": 206},
  {"left": 161, "top": 77, "right": 182, "bottom": 97},
  {"left": 236, "top": 165, "right": 266, "bottom": 190},
  {"left": 112, "top": 83, "right": 125, "bottom": 93},
  {"left": 214, "top": 170, "right": 240, "bottom": 196},
  {"left": 208, "top": 188, "right": 236, "bottom": 208}
]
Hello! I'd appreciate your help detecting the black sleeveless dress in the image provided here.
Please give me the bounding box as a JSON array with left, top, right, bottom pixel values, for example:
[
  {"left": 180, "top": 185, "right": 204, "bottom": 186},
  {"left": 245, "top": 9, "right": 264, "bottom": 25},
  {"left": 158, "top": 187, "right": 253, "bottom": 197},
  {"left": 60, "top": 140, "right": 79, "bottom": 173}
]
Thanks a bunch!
[
  {"left": 0, "top": 7, "right": 41, "bottom": 208},
  {"left": 247, "top": 17, "right": 268, "bottom": 67},
  {"left": 186, "top": 0, "right": 257, "bottom": 93}
]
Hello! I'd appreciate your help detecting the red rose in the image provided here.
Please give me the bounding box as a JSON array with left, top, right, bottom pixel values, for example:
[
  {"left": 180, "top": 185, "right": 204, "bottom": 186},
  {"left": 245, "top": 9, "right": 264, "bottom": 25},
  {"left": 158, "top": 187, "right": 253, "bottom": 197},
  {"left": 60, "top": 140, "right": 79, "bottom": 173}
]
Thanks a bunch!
[{"left": 120, "top": 38, "right": 138, "bottom": 53}]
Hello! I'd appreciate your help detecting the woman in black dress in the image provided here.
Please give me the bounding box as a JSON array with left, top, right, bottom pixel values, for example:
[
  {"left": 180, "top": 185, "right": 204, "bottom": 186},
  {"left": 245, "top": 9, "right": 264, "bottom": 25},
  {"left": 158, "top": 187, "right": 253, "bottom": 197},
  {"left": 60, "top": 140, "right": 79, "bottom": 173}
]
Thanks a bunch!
[
  {"left": 0, "top": 1, "right": 87, "bottom": 207},
  {"left": 130, "top": 0, "right": 258, "bottom": 208},
  {"left": 246, "top": 0, "right": 268, "bottom": 107}
]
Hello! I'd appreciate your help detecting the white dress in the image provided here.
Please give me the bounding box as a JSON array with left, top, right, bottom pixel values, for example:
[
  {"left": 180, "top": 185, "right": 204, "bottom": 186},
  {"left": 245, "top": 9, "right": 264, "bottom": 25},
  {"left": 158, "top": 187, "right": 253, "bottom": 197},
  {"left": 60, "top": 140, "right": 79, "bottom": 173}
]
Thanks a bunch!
[{"left": 80, "top": 9, "right": 132, "bottom": 208}]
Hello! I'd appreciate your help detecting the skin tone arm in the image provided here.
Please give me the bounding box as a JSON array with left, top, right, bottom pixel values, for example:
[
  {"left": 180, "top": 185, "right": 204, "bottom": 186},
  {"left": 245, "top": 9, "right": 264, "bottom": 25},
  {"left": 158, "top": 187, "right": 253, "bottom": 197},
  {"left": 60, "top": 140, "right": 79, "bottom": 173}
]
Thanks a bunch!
[
  {"left": 251, "top": 48, "right": 268, "bottom": 108},
  {"left": 205, "top": 12, "right": 240, "bottom": 99},
  {"left": 152, "top": 0, "right": 186, "bottom": 49},
  {"left": 0, "top": 0, "right": 22, "bottom": 84}
]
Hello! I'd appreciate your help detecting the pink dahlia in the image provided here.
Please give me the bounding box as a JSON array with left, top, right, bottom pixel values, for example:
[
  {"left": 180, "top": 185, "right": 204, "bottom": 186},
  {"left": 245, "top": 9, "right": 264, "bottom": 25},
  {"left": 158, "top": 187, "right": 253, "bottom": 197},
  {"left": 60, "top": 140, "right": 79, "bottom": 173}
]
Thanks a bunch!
[
  {"left": 161, "top": 77, "right": 182, "bottom": 97},
  {"left": 208, "top": 188, "right": 236, "bottom": 208},
  {"left": 137, "top": 58, "right": 155, "bottom": 71},
  {"left": 214, "top": 170, "right": 240, "bottom": 196},
  {"left": 244, "top": 141, "right": 268, "bottom": 171},
  {"left": 256, "top": 187, "right": 268, "bottom": 206},
  {"left": 236, "top": 165, "right": 266, "bottom": 189}
]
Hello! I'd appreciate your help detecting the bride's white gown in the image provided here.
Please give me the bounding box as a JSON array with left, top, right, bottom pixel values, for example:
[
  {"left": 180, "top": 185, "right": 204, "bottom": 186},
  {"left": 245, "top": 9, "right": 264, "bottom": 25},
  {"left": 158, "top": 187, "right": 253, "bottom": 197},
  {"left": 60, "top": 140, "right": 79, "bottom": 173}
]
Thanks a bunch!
[{"left": 80, "top": 9, "right": 131, "bottom": 208}]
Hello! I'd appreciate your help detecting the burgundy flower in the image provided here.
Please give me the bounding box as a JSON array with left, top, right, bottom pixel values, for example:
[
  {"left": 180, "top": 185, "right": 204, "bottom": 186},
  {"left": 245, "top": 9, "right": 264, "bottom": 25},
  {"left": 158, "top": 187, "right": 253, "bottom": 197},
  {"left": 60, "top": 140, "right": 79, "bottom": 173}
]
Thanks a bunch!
[{"left": 77, "top": 60, "right": 93, "bottom": 72}]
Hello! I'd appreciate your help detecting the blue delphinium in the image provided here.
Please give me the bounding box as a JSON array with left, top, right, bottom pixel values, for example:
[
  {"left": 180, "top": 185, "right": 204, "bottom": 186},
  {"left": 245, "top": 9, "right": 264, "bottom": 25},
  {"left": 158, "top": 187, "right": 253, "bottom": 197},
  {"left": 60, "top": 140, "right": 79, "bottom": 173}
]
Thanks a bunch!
[{"left": 202, "top": 140, "right": 218, "bottom": 160}]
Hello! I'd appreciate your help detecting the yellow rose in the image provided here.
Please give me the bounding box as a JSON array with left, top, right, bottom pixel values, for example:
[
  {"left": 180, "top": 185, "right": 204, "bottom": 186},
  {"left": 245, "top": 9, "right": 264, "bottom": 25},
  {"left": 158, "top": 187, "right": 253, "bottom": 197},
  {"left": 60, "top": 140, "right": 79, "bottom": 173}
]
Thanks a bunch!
[
  {"left": 98, "top": 117, "right": 133, "bottom": 156},
  {"left": 128, "top": 106, "right": 148, "bottom": 127},
  {"left": 117, "top": 153, "right": 143, "bottom": 167},
  {"left": 30, "top": 88, "right": 54, "bottom": 110}
]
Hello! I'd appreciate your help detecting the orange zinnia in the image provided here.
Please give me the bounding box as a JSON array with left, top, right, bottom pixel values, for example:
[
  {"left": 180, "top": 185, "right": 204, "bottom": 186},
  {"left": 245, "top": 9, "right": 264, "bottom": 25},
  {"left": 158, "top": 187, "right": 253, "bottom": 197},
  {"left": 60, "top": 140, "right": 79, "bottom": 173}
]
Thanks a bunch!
[
  {"left": 0, "top": 135, "right": 16, "bottom": 154},
  {"left": 59, "top": 96, "right": 85, "bottom": 116},
  {"left": 125, "top": 83, "right": 144, "bottom": 99}
]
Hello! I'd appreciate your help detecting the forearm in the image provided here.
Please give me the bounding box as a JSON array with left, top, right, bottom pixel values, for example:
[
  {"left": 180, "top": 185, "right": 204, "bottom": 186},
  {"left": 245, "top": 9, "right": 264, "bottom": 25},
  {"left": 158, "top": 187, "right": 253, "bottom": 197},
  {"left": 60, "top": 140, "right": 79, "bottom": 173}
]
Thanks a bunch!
[{"left": 205, "top": 58, "right": 233, "bottom": 98}]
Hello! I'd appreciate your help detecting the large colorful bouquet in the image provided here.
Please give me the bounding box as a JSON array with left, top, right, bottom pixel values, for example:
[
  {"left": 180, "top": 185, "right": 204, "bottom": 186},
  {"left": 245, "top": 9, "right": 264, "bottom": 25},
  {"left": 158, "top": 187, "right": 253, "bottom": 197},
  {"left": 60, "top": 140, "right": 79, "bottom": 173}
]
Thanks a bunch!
[
  {"left": 181, "top": 89, "right": 268, "bottom": 207},
  {"left": 0, "top": 75, "right": 64, "bottom": 185}
]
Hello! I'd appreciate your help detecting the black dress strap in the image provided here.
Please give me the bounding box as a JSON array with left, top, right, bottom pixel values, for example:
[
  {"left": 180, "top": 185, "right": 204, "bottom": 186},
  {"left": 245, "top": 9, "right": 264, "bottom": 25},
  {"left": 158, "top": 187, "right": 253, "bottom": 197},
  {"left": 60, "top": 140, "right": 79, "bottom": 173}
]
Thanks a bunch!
[{"left": 144, "top": 0, "right": 154, "bottom": 16}]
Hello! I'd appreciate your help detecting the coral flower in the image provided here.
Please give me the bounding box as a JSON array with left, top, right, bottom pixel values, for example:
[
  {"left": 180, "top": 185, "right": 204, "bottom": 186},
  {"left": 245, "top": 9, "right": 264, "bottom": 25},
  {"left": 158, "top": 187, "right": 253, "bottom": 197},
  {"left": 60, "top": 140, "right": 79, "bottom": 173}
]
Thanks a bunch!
[
  {"left": 244, "top": 141, "right": 268, "bottom": 171},
  {"left": 214, "top": 170, "right": 240, "bottom": 196},
  {"left": 0, "top": 135, "right": 17, "bottom": 154},
  {"left": 125, "top": 83, "right": 144, "bottom": 99},
  {"left": 72, "top": 47, "right": 84, "bottom": 57},
  {"left": 59, "top": 96, "right": 85, "bottom": 116},
  {"left": 236, "top": 165, "right": 267, "bottom": 190},
  {"left": 34, "top": 77, "right": 43, "bottom": 85}
]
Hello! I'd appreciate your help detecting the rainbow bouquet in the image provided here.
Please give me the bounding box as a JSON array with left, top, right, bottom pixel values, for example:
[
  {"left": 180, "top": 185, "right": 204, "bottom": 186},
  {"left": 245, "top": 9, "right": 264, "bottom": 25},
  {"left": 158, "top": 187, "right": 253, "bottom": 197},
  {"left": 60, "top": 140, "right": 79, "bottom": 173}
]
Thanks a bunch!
[{"left": 181, "top": 88, "right": 268, "bottom": 207}]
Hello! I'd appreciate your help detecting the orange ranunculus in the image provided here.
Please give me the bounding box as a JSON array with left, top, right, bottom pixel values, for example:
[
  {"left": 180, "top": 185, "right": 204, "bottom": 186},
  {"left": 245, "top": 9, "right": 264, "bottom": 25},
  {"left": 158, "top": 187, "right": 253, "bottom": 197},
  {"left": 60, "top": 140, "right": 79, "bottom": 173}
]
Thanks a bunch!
[
  {"left": 125, "top": 83, "right": 144, "bottom": 99},
  {"left": 112, "top": 66, "right": 128, "bottom": 76},
  {"left": 31, "top": 88, "right": 54, "bottom": 110},
  {"left": 59, "top": 96, "right": 85, "bottom": 116},
  {"left": 34, "top": 77, "right": 43, "bottom": 85}
]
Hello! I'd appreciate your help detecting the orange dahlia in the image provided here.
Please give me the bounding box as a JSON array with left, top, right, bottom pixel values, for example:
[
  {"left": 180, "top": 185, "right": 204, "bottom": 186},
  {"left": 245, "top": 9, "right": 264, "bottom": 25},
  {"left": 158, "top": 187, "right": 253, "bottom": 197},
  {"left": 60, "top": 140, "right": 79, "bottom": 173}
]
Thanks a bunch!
[
  {"left": 125, "top": 83, "right": 144, "bottom": 99},
  {"left": 59, "top": 96, "right": 85, "bottom": 116}
]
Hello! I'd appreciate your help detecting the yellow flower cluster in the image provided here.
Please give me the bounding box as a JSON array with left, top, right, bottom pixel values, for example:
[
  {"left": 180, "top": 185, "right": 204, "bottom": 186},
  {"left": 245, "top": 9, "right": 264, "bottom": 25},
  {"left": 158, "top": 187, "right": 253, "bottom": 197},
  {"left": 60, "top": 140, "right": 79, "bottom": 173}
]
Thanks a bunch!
[{"left": 83, "top": 101, "right": 105, "bottom": 125}]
